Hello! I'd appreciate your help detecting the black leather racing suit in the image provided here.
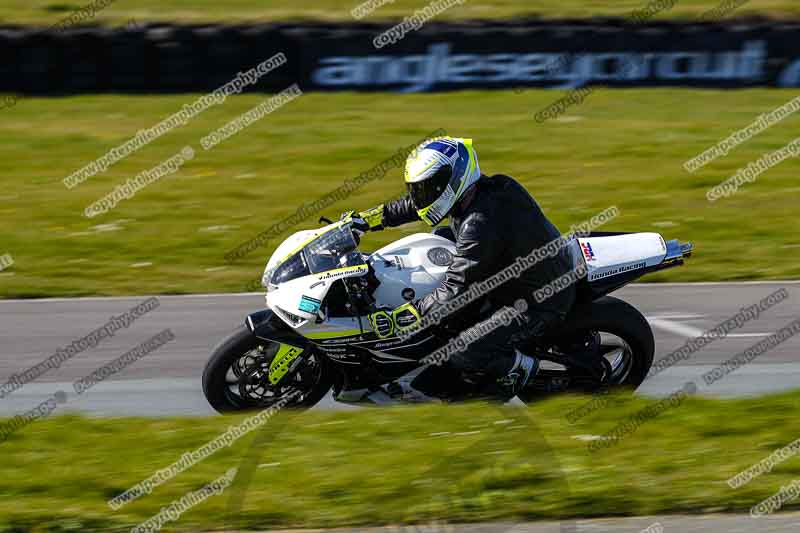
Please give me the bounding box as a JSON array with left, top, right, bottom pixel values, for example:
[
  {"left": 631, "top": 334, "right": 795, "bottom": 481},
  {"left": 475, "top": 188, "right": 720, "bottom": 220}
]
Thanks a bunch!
[{"left": 379, "top": 174, "right": 577, "bottom": 386}]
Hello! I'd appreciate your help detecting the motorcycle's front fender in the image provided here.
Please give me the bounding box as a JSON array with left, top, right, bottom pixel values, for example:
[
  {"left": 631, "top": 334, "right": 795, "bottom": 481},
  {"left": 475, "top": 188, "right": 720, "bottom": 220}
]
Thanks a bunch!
[{"left": 246, "top": 309, "right": 302, "bottom": 343}]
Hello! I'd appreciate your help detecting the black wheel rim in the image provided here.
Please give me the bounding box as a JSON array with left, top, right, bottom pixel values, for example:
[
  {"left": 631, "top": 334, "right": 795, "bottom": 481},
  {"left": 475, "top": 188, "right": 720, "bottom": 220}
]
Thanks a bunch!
[
  {"left": 537, "top": 329, "right": 636, "bottom": 391},
  {"left": 597, "top": 331, "right": 635, "bottom": 385},
  {"left": 223, "top": 342, "right": 324, "bottom": 409}
]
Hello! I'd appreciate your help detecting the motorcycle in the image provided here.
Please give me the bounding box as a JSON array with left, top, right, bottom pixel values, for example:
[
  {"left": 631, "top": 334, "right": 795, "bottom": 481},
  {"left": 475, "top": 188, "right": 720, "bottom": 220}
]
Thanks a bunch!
[{"left": 203, "top": 220, "right": 692, "bottom": 412}]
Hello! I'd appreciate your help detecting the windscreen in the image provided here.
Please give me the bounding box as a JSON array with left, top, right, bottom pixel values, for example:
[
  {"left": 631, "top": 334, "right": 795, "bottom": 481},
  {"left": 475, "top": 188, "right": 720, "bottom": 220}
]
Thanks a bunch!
[
  {"left": 268, "top": 225, "right": 364, "bottom": 287},
  {"left": 268, "top": 251, "right": 308, "bottom": 286},
  {"left": 304, "top": 226, "right": 363, "bottom": 274}
]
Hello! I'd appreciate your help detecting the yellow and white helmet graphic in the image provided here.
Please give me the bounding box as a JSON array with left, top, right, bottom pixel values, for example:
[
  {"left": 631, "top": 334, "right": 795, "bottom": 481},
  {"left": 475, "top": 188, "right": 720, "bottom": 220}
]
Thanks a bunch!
[{"left": 404, "top": 136, "right": 481, "bottom": 226}]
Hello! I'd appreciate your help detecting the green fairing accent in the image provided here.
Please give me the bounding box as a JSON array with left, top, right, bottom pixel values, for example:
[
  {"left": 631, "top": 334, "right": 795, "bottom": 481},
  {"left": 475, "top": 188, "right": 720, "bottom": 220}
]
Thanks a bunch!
[
  {"left": 392, "top": 302, "right": 421, "bottom": 331},
  {"left": 269, "top": 343, "right": 304, "bottom": 384},
  {"left": 368, "top": 309, "right": 394, "bottom": 339},
  {"left": 305, "top": 329, "right": 363, "bottom": 340}
]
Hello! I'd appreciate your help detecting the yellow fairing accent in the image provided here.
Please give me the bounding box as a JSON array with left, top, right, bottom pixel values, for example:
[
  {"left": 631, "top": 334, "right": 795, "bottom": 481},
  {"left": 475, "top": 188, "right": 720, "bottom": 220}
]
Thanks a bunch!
[
  {"left": 392, "top": 302, "right": 421, "bottom": 331},
  {"left": 269, "top": 343, "right": 304, "bottom": 384},
  {"left": 305, "top": 329, "right": 362, "bottom": 340},
  {"left": 368, "top": 310, "right": 394, "bottom": 339}
]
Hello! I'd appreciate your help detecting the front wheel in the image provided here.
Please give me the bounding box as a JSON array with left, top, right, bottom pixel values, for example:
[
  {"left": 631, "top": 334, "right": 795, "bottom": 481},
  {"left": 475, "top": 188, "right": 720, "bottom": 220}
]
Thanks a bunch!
[{"left": 202, "top": 326, "right": 332, "bottom": 414}]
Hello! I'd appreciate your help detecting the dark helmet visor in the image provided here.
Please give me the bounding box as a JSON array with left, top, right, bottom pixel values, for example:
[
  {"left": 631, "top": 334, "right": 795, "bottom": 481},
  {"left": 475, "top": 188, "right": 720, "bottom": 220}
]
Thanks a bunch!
[{"left": 406, "top": 165, "right": 452, "bottom": 211}]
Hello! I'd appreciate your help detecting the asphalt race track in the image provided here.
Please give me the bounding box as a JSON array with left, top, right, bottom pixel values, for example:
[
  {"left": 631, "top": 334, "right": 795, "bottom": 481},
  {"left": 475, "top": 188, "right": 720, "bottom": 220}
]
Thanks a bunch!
[
  {"left": 0, "top": 282, "right": 798, "bottom": 417},
  {"left": 257, "top": 513, "right": 800, "bottom": 532}
]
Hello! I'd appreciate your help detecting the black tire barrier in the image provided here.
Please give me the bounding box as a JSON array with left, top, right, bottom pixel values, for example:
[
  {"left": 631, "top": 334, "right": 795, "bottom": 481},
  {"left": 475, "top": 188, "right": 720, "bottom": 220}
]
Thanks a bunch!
[{"left": 1, "top": 18, "right": 799, "bottom": 94}]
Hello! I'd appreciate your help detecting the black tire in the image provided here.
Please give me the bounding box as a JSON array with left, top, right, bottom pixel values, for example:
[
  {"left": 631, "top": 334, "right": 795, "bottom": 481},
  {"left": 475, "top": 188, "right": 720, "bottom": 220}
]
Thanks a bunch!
[
  {"left": 561, "top": 295, "right": 655, "bottom": 389},
  {"left": 202, "top": 325, "right": 332, "bottom": 414}
]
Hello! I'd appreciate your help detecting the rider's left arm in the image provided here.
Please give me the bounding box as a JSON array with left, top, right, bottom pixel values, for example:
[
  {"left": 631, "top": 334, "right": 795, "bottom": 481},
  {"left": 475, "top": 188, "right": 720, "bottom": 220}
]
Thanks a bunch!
[
  {"left": 381, "top": 195, "right": 422, "bottom": 228},
  {"left": 347, "top": 196, "right": 421, "bottom": 234}
]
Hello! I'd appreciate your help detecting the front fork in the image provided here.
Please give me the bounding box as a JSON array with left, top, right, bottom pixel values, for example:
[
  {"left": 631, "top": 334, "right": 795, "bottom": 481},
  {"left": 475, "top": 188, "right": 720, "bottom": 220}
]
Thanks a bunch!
[{"left": 245, "top": 308, "right": 311, "bottom": 386}]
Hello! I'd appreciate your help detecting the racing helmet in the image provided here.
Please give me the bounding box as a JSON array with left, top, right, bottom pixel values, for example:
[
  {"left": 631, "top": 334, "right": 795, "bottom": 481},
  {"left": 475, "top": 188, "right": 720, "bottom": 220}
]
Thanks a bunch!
[{"left": 404, "top": 136, "right": 481, "bottom": 226}]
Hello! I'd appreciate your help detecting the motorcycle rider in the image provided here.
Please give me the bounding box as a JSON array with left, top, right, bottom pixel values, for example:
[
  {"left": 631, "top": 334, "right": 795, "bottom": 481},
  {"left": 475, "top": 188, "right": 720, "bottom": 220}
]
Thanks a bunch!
[{"left": 344, "top": 136, "right": 576, "bottom": 400}]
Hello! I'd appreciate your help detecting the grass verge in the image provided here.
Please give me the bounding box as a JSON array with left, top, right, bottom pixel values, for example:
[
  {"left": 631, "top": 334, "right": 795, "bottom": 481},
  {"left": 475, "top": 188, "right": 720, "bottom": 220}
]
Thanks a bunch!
[
  {"left": 1, "top": 89, "right": 799, "bottom": 298},
  {"left": 2, "top": 390, "right": 800, "bottom": 531},
  {"left": 0, "top": 0, "right": 798, "bottom": 26}
]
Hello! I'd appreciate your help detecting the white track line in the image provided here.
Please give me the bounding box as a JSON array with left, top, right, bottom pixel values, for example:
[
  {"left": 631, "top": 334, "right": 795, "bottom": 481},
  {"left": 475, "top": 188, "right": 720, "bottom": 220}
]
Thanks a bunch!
[
  {"left": 648, "top": 318, "right": 705, "bottom": 338},
  {"left": 648, "top": 317, "right": 770, "bottom": 339},
  {"left": 648, "top": 314, "right": 706, "bottom": 320},
  {"left": 630, "top": 280, "right": 800, "bottom": 287}
]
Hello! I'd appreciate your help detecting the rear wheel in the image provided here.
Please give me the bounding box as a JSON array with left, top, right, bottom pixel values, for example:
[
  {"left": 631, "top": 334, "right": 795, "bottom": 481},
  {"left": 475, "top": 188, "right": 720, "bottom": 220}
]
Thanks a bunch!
[
  {"left": 202, "top": 326, "right": 332, "bottom": 414},
  {"left": 521, "top": 296, "right": 654, "bottom": 400}
]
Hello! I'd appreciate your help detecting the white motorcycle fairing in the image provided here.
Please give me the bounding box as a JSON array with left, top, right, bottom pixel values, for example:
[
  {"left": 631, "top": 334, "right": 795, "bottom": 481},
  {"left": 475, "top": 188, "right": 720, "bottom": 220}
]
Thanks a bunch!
[
  {"left": 368, "top": 233, "right": 456, "bottom": 309},
  {"left": 288, "top": 232, "right": 456, "bottom": 341},
  {"left": 262, "top": 223, "right": 456, "bottom": 342},
  {"left": 575, "top": 233, "right": 668, "bottom": 283}
]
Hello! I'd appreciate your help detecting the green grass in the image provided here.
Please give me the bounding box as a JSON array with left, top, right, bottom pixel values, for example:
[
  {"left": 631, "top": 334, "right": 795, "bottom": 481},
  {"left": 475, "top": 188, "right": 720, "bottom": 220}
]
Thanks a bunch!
[
  {"left": 0, "top": 0, "right": 798, "bottom": 25},
  {"left": 1, "top": 89, "right": 799, "bottom": 298},
  {"left": 3, "top": 391, "right": 800, "bottom": 531}
]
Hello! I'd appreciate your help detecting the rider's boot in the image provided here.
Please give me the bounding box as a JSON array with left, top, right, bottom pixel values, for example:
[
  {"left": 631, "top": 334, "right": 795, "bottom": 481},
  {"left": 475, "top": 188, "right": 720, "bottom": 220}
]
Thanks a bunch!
[
  {"left": 477, "top": 350, "right": 540, "bottom": 402},
  {"left": 500, "top": 350, "right": 540, "bottom": 398}
]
